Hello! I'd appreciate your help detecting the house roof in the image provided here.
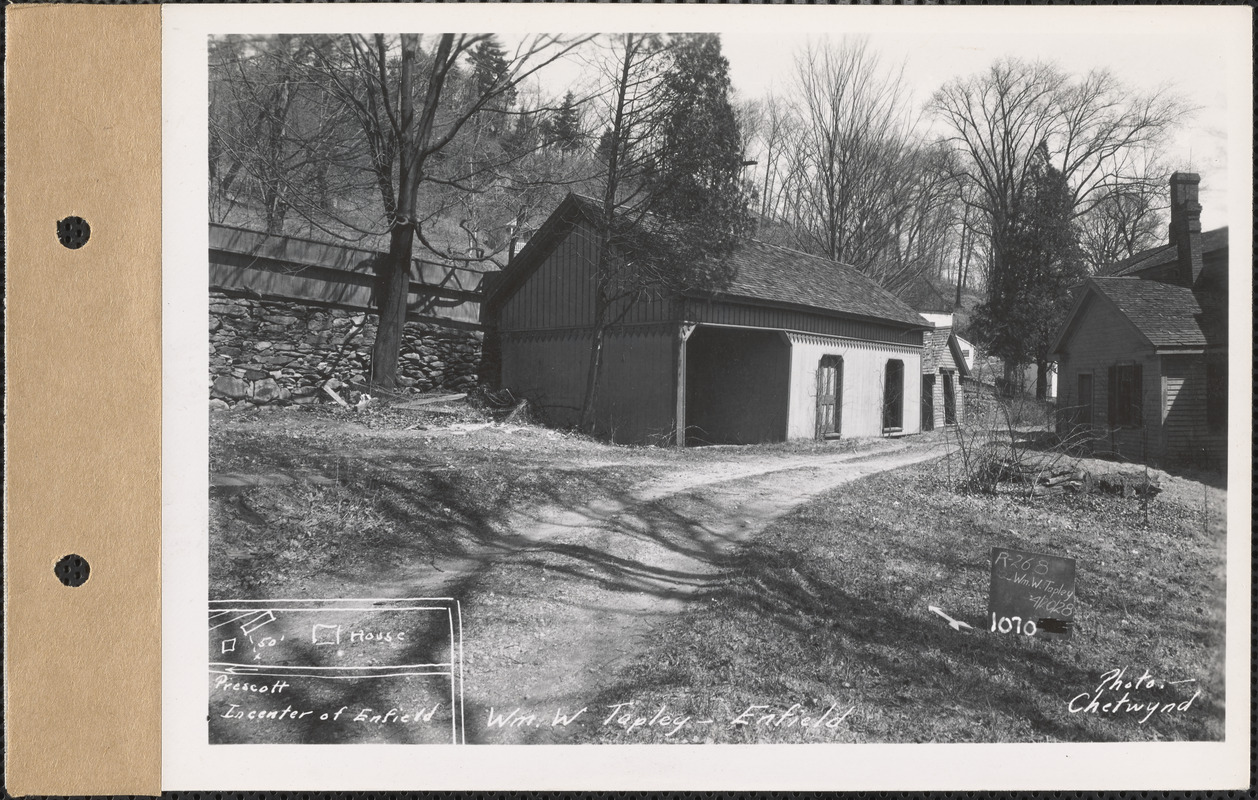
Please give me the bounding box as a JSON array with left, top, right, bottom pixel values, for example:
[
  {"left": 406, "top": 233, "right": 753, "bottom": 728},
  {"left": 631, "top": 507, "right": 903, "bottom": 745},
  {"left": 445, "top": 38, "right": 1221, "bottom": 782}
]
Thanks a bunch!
[
  {"left": 493, "top": 193, "right": 927, "bottom": 329},
  {"left": 1103, "top": 226, "right": 1229, "bottom": 277},
  {"left": 922, "top": 326, "right": 972, "bottom": 378},
  {"left": 1053, "top": 276, "right": 1224, "bottom": 353},
  {"left": 895, "top": 275, "right": 954, "bottom": 315}
]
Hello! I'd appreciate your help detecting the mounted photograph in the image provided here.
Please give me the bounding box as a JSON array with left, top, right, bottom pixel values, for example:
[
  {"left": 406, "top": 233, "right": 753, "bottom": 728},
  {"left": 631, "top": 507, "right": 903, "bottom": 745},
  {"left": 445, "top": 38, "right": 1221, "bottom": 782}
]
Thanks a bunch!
[
  {"left": 163, "top": 5, "right": 1250, "bottom": 789},
  {"left": 204, "top": 26, "right": 1231, "bottom": 747}
]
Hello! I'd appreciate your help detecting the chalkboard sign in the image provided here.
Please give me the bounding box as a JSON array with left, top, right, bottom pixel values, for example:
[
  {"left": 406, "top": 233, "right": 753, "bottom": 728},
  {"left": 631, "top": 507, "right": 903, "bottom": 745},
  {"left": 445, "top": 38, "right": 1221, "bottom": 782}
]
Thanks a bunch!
[
  {"left": 988, "top": 547, "right": 1076, "bottom": 639},
  {"left": 208, "top": 598, "right": 464, "bottom": 744}
]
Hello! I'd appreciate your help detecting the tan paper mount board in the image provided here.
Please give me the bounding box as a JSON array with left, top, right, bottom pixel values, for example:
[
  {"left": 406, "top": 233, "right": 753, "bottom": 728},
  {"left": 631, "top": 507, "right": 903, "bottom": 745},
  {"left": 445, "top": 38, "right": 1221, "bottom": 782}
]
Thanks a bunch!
[{"left": 4, "top": 5, "right": 162, "bottom": 796}]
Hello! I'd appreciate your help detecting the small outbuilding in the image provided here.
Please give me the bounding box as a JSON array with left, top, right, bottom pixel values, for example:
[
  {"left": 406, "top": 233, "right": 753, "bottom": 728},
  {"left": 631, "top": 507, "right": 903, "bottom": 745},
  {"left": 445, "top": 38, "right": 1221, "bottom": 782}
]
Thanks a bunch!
[
  {"left": 484, "top": 194, "right": 930, "bottom": 445},
  {"left": 896, "top": 276, "right": 971, "bottom": 431},
  {"left": 1050, "top": 173, "right": 1228, "bottom": 468},
  {"left": 919, "top": 323, "right": 971, "bottom": 432}
]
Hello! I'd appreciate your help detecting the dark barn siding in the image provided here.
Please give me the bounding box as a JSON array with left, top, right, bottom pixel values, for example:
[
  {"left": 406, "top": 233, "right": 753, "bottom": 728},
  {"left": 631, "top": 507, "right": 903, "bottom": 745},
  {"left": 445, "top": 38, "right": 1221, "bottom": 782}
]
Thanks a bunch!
[
  {"left": 500, "top": 326, "right": 677, "bottom": 444},
  {"left": 499, "top": 221, "right": 672, "bottom": 332}
]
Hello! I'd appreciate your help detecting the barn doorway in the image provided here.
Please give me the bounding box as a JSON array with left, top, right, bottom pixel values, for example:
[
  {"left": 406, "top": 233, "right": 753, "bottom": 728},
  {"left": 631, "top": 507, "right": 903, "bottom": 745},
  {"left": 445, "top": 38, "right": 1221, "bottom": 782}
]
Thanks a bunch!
[
  {"left": 882, "top": 359, "right": 904, "bottom": 432},
  {"left": 943, "top": 370, "right": 957, "bottom": 425},
  {"left": 816, "top": 355, "right": 843, "bottom": 439},
  {"left": 921, "top": 373, "right": 935, "bottom": 431},
  {"left": 684, "top": 326, "right": 790, "bottom": 445}
]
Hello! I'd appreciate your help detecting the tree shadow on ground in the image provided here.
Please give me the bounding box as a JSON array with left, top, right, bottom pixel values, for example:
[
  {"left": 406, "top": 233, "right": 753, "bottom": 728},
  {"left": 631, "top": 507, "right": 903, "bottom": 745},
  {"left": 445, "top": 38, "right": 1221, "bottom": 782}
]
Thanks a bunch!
[{"left": 583, "top": 534, "right": 1223, "bottom": 743}]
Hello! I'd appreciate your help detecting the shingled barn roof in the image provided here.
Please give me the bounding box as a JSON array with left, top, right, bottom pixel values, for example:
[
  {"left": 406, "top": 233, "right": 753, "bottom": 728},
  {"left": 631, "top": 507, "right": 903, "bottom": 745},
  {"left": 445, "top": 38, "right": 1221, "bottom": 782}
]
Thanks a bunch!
[
  {"left": 493, "top": 194, "right": 928, "bottom": 330},
  {"left": 711, "top": 239, "right": 926, "bottom": 327},
  {"left": 564, "top": 195, "right": 924, "bottom": 327}
]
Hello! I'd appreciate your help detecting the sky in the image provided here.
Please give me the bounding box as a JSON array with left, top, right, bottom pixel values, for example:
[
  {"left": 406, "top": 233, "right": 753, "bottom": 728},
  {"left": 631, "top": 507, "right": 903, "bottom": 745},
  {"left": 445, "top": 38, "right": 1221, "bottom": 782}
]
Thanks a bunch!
[
  {"left": 718, "top": 29, "right": 1230, "bottom": 229},
  {"left": 517, "top": 8, "right": 1238, "bottom": 232}
]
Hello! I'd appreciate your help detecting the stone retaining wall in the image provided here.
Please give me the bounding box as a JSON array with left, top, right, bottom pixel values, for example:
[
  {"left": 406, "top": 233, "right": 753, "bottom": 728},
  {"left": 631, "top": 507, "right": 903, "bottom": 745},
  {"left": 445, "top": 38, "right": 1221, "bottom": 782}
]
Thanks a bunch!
[{"left": 209, "top": 291, "right": 481, "bottom": 408}]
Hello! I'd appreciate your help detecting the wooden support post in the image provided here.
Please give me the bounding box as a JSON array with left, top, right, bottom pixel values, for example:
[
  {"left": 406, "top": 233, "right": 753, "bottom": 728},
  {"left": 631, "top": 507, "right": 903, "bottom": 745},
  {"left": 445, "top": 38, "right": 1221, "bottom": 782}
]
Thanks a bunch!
[{"left": 675, "top": 323, "right": 696, "bottom": 446}]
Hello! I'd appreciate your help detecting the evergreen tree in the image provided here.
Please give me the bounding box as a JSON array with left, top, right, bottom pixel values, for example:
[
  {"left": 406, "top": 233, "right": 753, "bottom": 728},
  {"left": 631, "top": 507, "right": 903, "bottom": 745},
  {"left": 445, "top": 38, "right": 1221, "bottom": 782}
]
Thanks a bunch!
[
  {"left": 467, "top": 37, "right": 513, "bottom": 104},
  {"left": 466, "top": 37, "right": 515, "bottom": 137},
  {"left": 644, "top": 33, "right": 756, "bottom": 287},
  {"left": 548, "top": 90, "right": 585, "bottom": 152},
  {"left": 971, "top": 142, "right": 1088, "bottom": 399}
]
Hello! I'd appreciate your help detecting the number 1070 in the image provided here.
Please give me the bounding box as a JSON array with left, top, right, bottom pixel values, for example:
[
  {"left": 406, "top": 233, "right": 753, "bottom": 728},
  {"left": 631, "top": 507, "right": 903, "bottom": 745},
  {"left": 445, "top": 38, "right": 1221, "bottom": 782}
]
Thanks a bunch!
[{"left": 990, "top": 613, "right": 1037, "bottom": 636}]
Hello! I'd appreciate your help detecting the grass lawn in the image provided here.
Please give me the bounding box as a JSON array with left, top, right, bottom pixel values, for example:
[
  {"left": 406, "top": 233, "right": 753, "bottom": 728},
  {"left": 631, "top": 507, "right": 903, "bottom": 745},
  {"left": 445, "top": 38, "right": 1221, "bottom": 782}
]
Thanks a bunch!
[
  {"left": 209, "top": 405, "right": 876, "bottom": 599},
  {"left": 210, "top": 424, "right": 650, "bottom": 599},
  {"left": 580, "top": 454, "right": 1226, "bottom": 744}
]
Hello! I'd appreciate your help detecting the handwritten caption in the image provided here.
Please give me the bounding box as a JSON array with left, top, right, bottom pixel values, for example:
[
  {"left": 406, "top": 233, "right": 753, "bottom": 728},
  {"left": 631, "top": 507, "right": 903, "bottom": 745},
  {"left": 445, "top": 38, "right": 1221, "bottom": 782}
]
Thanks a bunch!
[
  {"left": 208, "top": 599, "right": 463, "bottom": 744},
  {"left": 1068, "top": 667, "right": 1201, "bottom": 724},
  {"left": 483, "top": 701, "right": 856, "bottom": 738}
]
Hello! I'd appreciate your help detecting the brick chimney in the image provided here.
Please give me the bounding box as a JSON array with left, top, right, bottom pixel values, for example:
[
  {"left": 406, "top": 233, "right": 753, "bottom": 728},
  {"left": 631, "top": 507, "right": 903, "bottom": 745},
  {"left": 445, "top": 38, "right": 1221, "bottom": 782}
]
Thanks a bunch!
[{"left": 1168, "top": 172, "right": 1204, "bottom": 288}]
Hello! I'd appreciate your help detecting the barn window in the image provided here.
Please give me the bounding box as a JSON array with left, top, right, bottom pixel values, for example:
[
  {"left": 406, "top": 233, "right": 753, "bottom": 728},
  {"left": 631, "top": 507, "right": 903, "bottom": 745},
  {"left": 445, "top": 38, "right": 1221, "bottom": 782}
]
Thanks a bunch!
[
  {"left": 1206, "top": 360, "right": 1226, "bottom": 432},
  {"left": 1107, "top": 363, "right": 1142, "bottom": 428}
]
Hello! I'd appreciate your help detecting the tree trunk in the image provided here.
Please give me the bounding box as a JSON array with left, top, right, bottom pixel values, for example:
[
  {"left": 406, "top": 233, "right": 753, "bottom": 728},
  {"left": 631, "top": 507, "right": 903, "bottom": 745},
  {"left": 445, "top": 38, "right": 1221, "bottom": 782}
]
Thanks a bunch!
[
  {"left": 1035, "top": 359, "right": 1049, "bottom": 402},
  {"left": 368, "top": 33, "right": 425, "bottom": 392},
  {"left": 370, "top": 221, "right": 414, "bottom": 389},
  {"left": 954, "top": 210, "right": 969, "bottom": 308},
  {"left": 579, "top": 317, "right": 609, "bottom": 435},
  {"left": 579, "top": 35, "right": 635, "bottom": 436}
]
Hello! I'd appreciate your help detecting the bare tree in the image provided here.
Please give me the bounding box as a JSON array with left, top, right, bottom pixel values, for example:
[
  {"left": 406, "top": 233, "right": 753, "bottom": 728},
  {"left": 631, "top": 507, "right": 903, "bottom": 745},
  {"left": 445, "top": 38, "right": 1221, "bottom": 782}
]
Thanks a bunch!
[
  {"left": 932, "top": 59, "right": 1187, "bottom": 398},
  {"left": 744, "top": 92, "right": 807, "bottom": 226},
  {"left": 747, "top": 38, "right": 965, "bottom": 296},
  {"left": 931, "top": 58, "right": 1187, "bottom": 289},
  {"left": 212, "top": 33, "right": 594, "bottom": 389},
  {"left": 784, "top": 39, "right": 918, "bottom": 269},
  {"left": 210, "top": 35, "right": 367, "bottom": 235},
  {"left": 577, "top": 33, "right": 675, "bottom": 432},
  {"left": 869, "top": 141, "right": 964, "bottom": 294},
  {"left": 1076, "top": 155, "right": 1170, "bottom": 272}
]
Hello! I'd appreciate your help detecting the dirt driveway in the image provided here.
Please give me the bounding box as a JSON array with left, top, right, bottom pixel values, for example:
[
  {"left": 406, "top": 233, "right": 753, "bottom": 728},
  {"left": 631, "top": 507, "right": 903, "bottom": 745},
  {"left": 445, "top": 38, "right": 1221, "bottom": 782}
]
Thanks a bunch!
[{"left": 352, "top": 435, "right": 958, "bottom": 743}]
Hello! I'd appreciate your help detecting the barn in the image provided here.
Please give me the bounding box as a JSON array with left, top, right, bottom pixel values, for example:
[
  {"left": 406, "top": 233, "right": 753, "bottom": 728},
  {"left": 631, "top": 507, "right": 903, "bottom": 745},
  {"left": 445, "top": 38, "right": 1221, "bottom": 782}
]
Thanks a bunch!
[
  {"left": 483, "top": 194, "right": 929, "bottom": 445},
  {"left": 1050, "top": 173, "right": 1228, "bottom": 469}
]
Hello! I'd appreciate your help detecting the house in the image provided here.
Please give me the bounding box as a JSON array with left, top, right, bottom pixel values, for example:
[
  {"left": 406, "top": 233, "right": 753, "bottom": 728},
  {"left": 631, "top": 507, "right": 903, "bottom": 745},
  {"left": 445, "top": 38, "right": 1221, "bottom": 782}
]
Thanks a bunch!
[
  {"left": 894, "top": 277, "right": 971, "bottom": 430},
  {"left": 483, "top": 194, "right": 930, "bottom": 445},
  {"left": 1050, "top": 173, "right": 1228, "bottom": 468},
  {"left": 919, "top": 322, "right": 971, "bottom": 431}
]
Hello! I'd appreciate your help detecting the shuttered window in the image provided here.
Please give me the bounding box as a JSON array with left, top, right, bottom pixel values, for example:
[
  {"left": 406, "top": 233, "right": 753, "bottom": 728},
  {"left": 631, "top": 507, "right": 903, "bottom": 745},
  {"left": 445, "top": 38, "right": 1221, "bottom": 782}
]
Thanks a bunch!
[{"left": 1107, "top": 363, "right": 1142, "bottom": 428}]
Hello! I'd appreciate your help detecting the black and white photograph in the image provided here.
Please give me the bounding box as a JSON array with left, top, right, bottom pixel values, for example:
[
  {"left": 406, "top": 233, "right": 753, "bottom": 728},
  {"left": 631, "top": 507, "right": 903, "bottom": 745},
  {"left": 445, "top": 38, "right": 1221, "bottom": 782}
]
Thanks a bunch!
[{"left": 164, "top": 3, "right": 1250, "bottom": 790}]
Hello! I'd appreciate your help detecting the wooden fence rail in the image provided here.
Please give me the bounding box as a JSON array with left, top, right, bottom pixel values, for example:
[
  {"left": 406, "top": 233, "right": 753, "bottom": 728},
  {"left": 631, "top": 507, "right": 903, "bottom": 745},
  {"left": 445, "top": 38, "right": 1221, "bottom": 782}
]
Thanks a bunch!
[{"left": 208, "top": 224, "right": 492, "bottom": 330}]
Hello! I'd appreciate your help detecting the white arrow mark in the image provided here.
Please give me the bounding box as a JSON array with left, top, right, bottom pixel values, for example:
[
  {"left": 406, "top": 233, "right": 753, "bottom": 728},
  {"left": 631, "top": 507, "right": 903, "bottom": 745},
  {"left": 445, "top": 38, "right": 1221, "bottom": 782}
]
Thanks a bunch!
[{"left": 928, "top": 605, "right": 973, "bottom": 632}]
